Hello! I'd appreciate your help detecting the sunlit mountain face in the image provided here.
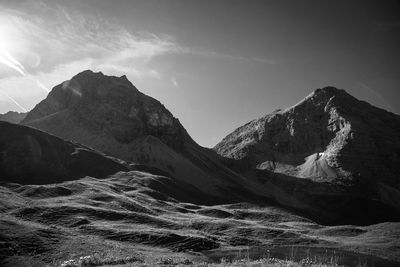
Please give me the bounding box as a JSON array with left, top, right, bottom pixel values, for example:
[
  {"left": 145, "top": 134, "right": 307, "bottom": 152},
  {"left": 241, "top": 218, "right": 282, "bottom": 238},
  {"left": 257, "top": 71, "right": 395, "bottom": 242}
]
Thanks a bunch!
[{"left": 0, "top": 1, "right": 400, "bottom": 267}]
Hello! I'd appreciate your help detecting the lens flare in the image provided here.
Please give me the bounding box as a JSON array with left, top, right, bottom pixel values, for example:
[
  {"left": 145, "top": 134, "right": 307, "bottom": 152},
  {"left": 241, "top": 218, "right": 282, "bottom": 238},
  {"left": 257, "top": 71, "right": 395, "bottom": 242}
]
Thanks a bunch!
[
  {"left": 0, "top": 50, "right": 26, "bottom": 75},
  {"left": 0, "top": 19, "right": 27, "bottom": 75},
  {"left": 0, "top": 91, "right": 27, "bottom": 112},
  {"left": 36, "top": 80, "right": 50, "bottom": 93},
  {"left": 0, "top": 18, "right": 50, "bottom": 96}
]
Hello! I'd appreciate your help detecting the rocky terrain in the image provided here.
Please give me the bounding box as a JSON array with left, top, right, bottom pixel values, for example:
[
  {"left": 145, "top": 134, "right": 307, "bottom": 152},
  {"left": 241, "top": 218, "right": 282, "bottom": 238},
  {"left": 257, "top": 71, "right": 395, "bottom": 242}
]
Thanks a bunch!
[
  {"left": 0, "top": 111, "right": 26, "bottom": 124},
  {"left": 1, "top": 73, "right": 399, "bottom": 266}
]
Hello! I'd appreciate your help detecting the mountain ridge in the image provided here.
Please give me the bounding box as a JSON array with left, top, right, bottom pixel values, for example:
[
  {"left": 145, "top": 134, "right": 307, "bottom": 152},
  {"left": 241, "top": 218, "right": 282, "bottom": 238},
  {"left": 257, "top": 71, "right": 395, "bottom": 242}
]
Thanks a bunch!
[
  {"left": 0, "top": 111, "right": 27, "bottom": 124},
  {"left": 18, "top": 72, "right": 400, "bottom": 224}
]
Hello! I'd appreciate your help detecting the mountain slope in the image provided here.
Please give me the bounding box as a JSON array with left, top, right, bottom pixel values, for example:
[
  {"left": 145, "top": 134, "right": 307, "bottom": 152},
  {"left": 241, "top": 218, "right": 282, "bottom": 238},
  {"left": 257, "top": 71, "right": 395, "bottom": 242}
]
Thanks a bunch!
[
  {"left": 0, "top": 111, "right": 26, "bottom": 124},
  {"left": 0, "top": 121, "right": 128, "bottom": 184},
  {"left": 21, "top": 70, "right": 258, "bottom": 203},
  {"left": 215, "top": 87, "right": 400, "bottom": 224}
]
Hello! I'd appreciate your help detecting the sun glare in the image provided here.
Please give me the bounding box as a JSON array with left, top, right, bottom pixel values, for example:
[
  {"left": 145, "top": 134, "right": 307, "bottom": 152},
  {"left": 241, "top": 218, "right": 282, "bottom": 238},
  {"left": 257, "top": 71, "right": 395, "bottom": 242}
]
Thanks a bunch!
[
  {"left": 0, "top": 18, "right": 29, "bottom": 75},
  {"left": 0, "top": 22, "right": 14, "bottom": 53}
]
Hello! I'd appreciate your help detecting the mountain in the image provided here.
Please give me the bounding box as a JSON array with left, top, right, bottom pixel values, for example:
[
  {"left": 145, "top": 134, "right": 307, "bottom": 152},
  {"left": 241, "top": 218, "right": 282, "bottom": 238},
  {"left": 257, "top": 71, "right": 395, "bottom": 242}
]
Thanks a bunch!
[
  {"left": 215, "top": 87, "right": 400, "bottom": 224},
  {"left": 0, "top": 121, "right": 128, "bottom": 185},
  {"left": 22, "top": 70, "right": 190, "bottom": 152},
  {"left": 0, "top": 111, "right": 26, "bottom": 124},
  {"left": 21, "top": 70, "right": 259, "bottom": 204}
]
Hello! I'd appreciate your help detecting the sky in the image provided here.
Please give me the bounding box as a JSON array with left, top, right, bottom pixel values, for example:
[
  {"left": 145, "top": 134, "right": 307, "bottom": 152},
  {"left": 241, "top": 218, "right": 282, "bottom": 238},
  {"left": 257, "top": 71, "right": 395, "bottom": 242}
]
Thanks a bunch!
[{"left": 0, "top": 0, "right": 399, "bottom": 147}]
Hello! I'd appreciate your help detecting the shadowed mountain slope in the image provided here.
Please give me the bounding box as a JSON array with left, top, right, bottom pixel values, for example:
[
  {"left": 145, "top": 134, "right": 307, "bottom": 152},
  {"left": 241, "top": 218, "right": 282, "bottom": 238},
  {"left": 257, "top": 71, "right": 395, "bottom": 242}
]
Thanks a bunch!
[{"left": 0, "top": 121, "right": 128, "bottom": 184}]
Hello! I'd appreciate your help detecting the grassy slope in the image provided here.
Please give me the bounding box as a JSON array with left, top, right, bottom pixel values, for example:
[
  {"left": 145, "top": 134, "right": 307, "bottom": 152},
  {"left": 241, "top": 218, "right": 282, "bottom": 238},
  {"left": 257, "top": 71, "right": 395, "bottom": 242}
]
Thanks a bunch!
[{"left": 1, "top": 173, "right": 399, "bottom": 267}]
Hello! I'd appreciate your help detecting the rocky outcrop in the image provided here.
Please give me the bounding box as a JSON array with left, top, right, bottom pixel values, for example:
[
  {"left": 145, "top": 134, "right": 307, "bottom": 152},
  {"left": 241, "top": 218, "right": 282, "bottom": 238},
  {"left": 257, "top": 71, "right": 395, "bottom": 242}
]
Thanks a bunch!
[
  {"left": 0, "top": 111, "right": 26, "bottom": 124},
  {"left": 215, "top": 87, "right": 400, "bottom": 224},
  {"left": 0, "top": 121, "right": 128, "bottom": 184}
]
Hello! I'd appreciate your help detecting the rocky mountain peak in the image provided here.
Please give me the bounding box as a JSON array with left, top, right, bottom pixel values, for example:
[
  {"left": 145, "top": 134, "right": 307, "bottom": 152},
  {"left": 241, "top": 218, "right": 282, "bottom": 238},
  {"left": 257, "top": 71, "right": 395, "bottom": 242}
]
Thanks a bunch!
[
  {"left": 21, "top": 70, "right": 135, "bottom": 123},
  {"left": 215, "top": 86, "right": 400, "bottom": 188},
  {"left": 214, "top": 87, "right": 400, "bottom": 224},
  {"left": 22, "top": 71, "right": 192, "bottom": 154}
]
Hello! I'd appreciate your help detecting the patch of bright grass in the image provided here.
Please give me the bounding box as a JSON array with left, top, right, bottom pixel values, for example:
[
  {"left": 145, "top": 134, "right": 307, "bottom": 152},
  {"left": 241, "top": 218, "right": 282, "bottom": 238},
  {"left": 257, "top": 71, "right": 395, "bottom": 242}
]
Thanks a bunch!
[
  {"left": 59, "top": 255, "right": 344, "bottom": 267},
  {"left": 59, "top": 255, "right": 142, "bottom": 267}
]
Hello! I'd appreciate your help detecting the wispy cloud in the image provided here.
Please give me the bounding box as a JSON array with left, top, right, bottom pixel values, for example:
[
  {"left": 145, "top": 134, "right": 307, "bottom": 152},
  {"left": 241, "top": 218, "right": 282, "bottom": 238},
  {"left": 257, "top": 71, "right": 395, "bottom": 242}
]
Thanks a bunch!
[
  {"left": 186, "top": 49, "right": 282, "bottom": 65},
  {"left": 0, "top": 0, "right": 280, "bottom": 111},
  {"left": 0, "top": 2, "right": 184, "bottom": 109},
  {"left": 0, "top": 3, "right": 182, "bottom": 73},
  {"left": 0, "top": 1, "right": 278, "bottom": 77}
]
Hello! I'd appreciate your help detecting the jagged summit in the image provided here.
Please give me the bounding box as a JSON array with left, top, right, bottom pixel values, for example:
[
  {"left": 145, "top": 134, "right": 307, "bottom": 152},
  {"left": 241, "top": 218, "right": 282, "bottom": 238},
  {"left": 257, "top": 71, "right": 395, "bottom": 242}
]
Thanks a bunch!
[
  {"left": 312, "top": 86, "right": 346, "bottom": 96},
  {"left": 75, "top": 69, "right": 102, "bottom": 76},
  {"left": 284, "top": 86, "right": 353, "bottom": 112},
  {"left": 304, "top": 86, "right": 346, "bottom": 101},
  {"left": 71, "top": 70, "right": 135, "bottom": 88},
  {"left": 243, "top": 87, "right": 354, "bottom": 128}
]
